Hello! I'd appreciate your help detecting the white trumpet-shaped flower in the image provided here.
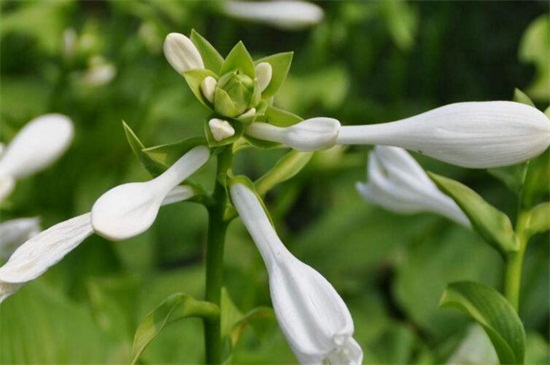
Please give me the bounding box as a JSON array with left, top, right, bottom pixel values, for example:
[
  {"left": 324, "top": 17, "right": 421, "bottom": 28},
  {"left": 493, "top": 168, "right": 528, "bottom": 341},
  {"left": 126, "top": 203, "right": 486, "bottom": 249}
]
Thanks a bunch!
[
  {"left": 92, "top": 146, "right": 210, "bottom": 241},
  {"left": 230, "top": 183, "right": 363, "bottom": 364},
  {"left": 222, "top": 1, "right": 324, "bottom": 30},
  {"left": 246, "top": 117, "right": 341, "bottom": 152},
  {"left": 337, "top": 101, "right": 550, "bottom": 168},
  {"left": 246, "top": 102, "right": 549, "bottom": 168},
  {"left": 356, "top": 146, "right": 470, "bottom": 228},
  {"left": 0, "top": 114, "right": 74, "bottom": 202},
  {"left": 163, "top": 33, "right": 204, "bottom": 74},
  {"left": 0, "top": 217, "right": 41, "bottom": 260},
  {"left": 0, "top": 185, "right": 196, "bottom": 303}
]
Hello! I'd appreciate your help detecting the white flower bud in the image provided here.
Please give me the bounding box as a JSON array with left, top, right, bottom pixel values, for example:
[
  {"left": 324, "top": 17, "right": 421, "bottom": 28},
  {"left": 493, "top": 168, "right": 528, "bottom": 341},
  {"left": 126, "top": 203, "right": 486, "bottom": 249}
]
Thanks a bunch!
[
  {"left": 337, "top": 101, "right": 550, "bottom": 168},
  {"left": 0, "top": 114, "right": 74, "bottom": 202},
  {"left": 163, "top": 33, "right": 204, "bottom": 74},
  {"left": 200, "top": 76, "right": 217, "bottom": 103},
  {"left": 230, "top": 183, "right": 363, "bottom": 364},
  {"left": 246, "top": 117, "right": 341, "bottom": 151},
  {"left": 255, "top": 62, "right": 272, "bottom": 93},
  {"left": 92, "top": 146, "right": 209, "bottom": 241},
  {"left": 356, "top": 146, "right": 470, "bottom": 227},
  {"left": 223, "top": 1, "right": 324, "bottom": 30},
  {"left": 209, "top": 118, "right": 236, "bottom": 141}
]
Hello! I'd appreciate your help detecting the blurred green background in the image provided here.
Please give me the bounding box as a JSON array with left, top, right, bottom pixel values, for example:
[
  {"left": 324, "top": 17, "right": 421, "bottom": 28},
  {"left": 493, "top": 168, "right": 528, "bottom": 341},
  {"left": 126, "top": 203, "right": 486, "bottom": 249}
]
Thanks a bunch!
[{"left": 1, "top": 1, "right": 548, "bottom": 364}]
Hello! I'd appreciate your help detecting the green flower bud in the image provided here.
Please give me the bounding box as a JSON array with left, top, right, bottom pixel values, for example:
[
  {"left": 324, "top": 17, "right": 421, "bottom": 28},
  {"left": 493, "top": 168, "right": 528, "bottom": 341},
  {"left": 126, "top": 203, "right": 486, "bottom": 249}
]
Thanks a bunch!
[{"left": 214, "top": 71, "right": 261, "bottom": 118}]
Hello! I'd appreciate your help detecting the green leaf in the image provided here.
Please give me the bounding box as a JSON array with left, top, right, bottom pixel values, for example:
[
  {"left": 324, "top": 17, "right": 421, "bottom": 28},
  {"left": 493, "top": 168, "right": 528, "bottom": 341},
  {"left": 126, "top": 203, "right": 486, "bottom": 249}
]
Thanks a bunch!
[
  {"left": 522, "top": 149, "right": 549, "bottom": 209},
  {"left": 220, "top": 42, "right": 255, "bottom": 78},
  {"left": 440, "top": 281, "right": 526, "bottom": 365},
  {"left": 487, "top": 163, "right": 527, "bottom": 194},
  {"left": 526, "top": 202, "right": 550, "bottom": 236},
  {"left": 255, "top": 150, "right": 313, "bottom": 196},
  {"left": 513, "top": 88, "right": 535, "bottom": 107},
  {"left": 190, "top": 29, "right": 223, "bottom": 74},
  {"left": 131, "top": 293, "right": 219, "bottom": 365},
  {"left": 255, "top": 52, "right": 293, "bottom": 99},
  {"left": 265, "top": 105, "right": 303, "bottom": 127},
  {"left": 183, "top": 68, "right": 218, "bottom": 109},
  {"left": 123, "top": 120, "right": 146, "bottom": 158},
  {"left": 429, "top": 172, "right": 518, "bottom": 256},
  {"left": 141, "top": 136, "right": 208, "bottom": 175},
  {"left": 519, "top": 15, "right": 550, "bottom": 101}
]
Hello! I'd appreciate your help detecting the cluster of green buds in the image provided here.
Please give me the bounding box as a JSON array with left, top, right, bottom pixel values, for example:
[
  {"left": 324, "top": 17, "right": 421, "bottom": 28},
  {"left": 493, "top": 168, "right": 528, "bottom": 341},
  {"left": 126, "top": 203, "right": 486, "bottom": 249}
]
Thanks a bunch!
[{"left": 164, "top": 31, "right": 297, "bottom": 147}]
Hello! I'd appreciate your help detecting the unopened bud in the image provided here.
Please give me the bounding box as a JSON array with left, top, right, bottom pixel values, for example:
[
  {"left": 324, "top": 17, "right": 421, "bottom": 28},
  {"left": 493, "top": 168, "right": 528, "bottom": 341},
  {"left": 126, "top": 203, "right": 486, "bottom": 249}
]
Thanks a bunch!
[{"left": 209, "top": 118, "right": 236, "bottom": 141}]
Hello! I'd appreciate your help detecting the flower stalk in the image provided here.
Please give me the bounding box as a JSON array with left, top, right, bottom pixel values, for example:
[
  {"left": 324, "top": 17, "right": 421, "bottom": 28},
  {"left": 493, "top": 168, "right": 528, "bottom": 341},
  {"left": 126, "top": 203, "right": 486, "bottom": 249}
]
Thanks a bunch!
[{"left": 203, "top": 146, "right": 233, "bottom": 364}]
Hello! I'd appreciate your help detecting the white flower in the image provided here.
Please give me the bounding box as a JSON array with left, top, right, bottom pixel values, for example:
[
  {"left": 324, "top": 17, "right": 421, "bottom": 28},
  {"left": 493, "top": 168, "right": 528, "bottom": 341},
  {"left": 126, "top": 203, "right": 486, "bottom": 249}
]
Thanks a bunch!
[
  {"left": 163, "top": 33, "right": 204, "bottom": 74},
  {"left": 337, "top": 101, "right": 550, "bottom": 168},
  {"left": 246, "top": 117, "right": 341, "bottom": 151},
  {"left": 0, "top": 217, "right": 41, "bottom": 260},
  {"left": 92, "top": 146, "right": 210, "bottom": 241},
  {"left": 0, "top": 114, "right": 74, "bottom": 202},
  {"left": 222, "top": 1, "right": 324, "bottom": 30},
  {"left": 0, "top": 185, "right": 197, "bottom": 303},
  {"left": 356, "top": 146, "right": 470, "bottom": 227},
  {"left": 230, "top": 183, "right": 363, "bottom": 364}
]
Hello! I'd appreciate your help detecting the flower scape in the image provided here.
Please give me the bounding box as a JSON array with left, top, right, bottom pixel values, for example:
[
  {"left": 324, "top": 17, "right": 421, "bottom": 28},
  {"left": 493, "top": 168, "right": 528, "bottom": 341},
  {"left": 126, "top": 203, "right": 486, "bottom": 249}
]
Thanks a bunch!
[{"left": 1, "top": 29, "right": 549, "bottom": 365}]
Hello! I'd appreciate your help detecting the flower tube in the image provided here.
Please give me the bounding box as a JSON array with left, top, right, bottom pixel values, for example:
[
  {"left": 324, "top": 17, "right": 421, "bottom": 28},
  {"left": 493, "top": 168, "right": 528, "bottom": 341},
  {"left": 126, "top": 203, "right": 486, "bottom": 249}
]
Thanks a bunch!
[
  {"left": 0, "top": 185, "right": 197, "bottom": 303},
  {"left": 0, "top": 114, "right": 74, "bottom": 202},
  {"left": 337, "top": 101, "right": 550, "bottom": 168},
  {"left": 356, "top": 146, "right": 470, "bottom": 228},
  {"left": 230, "top": 182, "right": 363, "bottom": 364},
  {"left": 246, "top": 117, "right": 341, "bottom": 151}
]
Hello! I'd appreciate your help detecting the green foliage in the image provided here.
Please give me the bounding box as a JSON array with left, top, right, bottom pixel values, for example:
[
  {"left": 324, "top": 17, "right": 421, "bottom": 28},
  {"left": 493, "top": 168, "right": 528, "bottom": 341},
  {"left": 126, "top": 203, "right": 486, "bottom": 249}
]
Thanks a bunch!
[
  {"left": 440, "top": 281, "right": 526, "bottom": 365},
  {"left": 131, "top": 293, "right": 219, "bottom": 364},
  {"left": 429, "top": 173, "right": 518, "bottom": 256}
]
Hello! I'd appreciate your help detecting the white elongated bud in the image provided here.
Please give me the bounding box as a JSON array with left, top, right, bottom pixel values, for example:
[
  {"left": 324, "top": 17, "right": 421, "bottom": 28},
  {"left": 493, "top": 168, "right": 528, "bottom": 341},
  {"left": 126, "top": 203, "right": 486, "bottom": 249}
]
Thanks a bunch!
[
  {"left": 246, "top": 117, "right": 341, "bottom": 151},
  {"left": 163, "top": 33, "right": 204, "bottom": 74},
  {"left": 356, "top": 146, "right": 470, "bottom": 227},
  {"left": 91, "top": 146, "right": 209, "bottom": 241},
  {"left": 200, "top": 76, "right": 217, "bottom": 103},
  {"left": 337, "top": 101, "right": 550, "bottom": 168},
  {"left": 0, "top": 186, "right": 195, "bottom": 303},
  {"left": 223, "top": 1, "right": 324, "bottom": 30},
  {"left": 255, "top": 62, "right": 272, "bottom": 93},
  {"left": 209, "top": 119, "right": 236, "bottom": 142},
  {"left": 230, "top": 183, "right": 363, "bottom": 364},
  {"left": 0, "top": 114, "right": 74, "bottom": 180}
]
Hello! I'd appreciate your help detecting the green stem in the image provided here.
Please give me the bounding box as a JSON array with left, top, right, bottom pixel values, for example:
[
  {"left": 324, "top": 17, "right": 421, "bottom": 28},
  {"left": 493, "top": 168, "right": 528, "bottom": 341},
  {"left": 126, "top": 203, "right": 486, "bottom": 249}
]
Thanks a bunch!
[
  {"left": 504, "top": 212, "right": 529, "bottom": 312},
  {"left": 203, "top": 147, "right": 232, "bottom": 364}
]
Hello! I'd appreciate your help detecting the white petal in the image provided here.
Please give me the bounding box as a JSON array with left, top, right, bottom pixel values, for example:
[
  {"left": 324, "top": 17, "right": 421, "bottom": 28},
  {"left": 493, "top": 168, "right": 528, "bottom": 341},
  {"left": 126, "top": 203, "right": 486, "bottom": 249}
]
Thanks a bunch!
[
  {"left": 161, "top": 185, "right": 196, "bottom": 206},
  {"left": 338, "top": 101, "right": 550, "bottom": 168},
  {"left": 246, "top": 118, "right": 341, "bottom": 151},
  {"left": 163, "top": 33, "right": 204, "bottom": 74},
  {"left": 223, "top": 1, "right": 324, "bottom": 30},
  {"left": 0, "top": 217, "right": 41, "bottom": 260},
  {"left": 92, "top": 146, "right": 209, "bottom": 241},
  {"left": 0, "top": 114, "right": 74, "bottom": 179},
  {"left": 0, "top": 213, "right": 93, "bottom": 285},
  {"left": 255, "top": 62, "right": 272, "bottom": 93}
]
